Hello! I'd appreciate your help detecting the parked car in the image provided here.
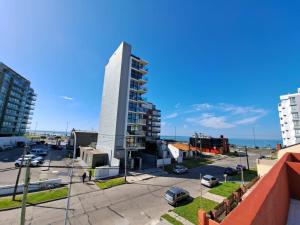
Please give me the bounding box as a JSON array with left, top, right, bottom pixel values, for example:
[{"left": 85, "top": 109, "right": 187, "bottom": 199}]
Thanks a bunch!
[
  {"left": 258, "top": 155, "right": 266, "bottom": 159},
  {"left": 236, "top": 164, "right": 247, "bottom": 171},
  {"left": 24, "top": 154, "right": 44, "bottom": 163},
  {"left": 201, "top": 175, "right": 219, "bottom": 187},
  {"left": 2, "top": 145, "right": 13, "bottom": 150},
  {"left": 51, "top": 145, "right": 63, "bottom": 150},
  {"left": 173, "top": 165, "right": 188, "bottom": 174},
  {"left": 15, "top": 158, "right": 41, "bottom": 167},
  {"left": 164, "top": 186, "right": 190, "bottom": 206},
  {"left": 31, "top": 148, "right": 48, "bottom": 156},
  {"left": 224, "top": 167, "right": 237, "bottom": 176}
]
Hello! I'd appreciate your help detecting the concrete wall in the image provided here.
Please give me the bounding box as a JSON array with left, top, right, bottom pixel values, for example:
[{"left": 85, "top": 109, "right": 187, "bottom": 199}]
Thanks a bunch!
[
  {"left": 97, "top": 42, "right": 131, "bottom": 167},
  {"left": 157, "top": 158, "right": 171, "bottom": 167},
  {"left": 256, "top": 158, "right": 277, "bottom": 177},
  {"left": 0, "top": 136, "right": 29, "bottom": 147},
  {"left": 0, "top": 178, "right": 62, "bottom": 196},
  {"left": 221, "top": 153, "right": 292, "bottom": 225},
  {"left": 168, "top": 144, "right": 183, "bottom": 162},
  {"left": 94, "top": 166, "right": 119, "bottom": 179},
  {"left": 278, "top": 144, "right": 300, "bottom": 159}
]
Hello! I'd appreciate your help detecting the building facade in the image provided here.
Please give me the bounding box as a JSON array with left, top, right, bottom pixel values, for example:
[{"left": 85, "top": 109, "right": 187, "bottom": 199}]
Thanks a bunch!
[
  {"left": 0, "top": 63, "right": 36, "bottom": 136},
  {"left": 144, "top": 102, "right": 161, "bottom": 142},
  {"left": 96, "top": 42, "right": 160, "bottom": 170},
  {"left": 278, "top": 88, "right": 300, "bottom": 147}
]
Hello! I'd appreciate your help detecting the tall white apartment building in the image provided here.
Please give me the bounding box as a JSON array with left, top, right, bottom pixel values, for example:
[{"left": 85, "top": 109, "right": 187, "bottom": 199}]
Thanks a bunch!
[
  {"left": 278, "top": 88, "right": 300, "bottom": 147},
  {"left": 96, "top": 42, "right": 154, "bottom": 170}
]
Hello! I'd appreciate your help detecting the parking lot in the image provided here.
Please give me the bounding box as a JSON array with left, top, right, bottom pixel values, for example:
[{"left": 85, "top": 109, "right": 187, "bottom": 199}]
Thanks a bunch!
[{"left": 0, "top": 145, "right": 71, "bottom": 186}]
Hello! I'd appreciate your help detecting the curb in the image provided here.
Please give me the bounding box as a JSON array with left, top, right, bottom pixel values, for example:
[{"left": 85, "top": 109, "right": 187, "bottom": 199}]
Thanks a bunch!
[{"left": 0, "top": 196, "right": 67, "bottom": 212}]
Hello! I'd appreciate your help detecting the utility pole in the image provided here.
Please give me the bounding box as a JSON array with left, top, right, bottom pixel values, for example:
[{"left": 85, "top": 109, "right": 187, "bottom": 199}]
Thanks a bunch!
[
  {"left": 12, "top": 146, "right": 28, "bottom": 200},
  {"left": 245, "top": 146, "right": 250, "bottom": 170},
  {"left": 124, "top": 147, "right": 127, "bottom": 182},
  {"left": 20, "top": 158, "right": 31, "bottom": 225},
  {"left": 252, "top": 127, "right": 256, "bottom": 148},
  {"left": 65, "top": 121, "right": 69, "bottom": 137},
  {"left": 64, "top": 131, "right": 77, "bottom": 225}
]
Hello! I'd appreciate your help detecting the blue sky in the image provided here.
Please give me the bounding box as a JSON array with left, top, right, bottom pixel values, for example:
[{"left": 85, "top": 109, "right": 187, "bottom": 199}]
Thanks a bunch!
[{"left": 1, "top": 0, "right": 300, "bottom": 139}]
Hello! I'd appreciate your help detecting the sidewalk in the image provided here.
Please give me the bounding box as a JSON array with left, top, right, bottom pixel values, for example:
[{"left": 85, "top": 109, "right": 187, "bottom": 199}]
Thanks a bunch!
[
  {"left": 203, "top": 192, "right": 225, "bottom": 203},
  {"left": 167, "top": 211, "right": 194, "bottom": 225},
  {"left": 127, "top": 168, "right": 168, "bottom": 183}
]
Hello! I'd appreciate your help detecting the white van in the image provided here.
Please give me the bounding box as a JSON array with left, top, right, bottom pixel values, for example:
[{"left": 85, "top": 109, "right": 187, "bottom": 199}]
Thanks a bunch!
[{"left": 31, "top": 148, "right": 47, "bottom": 156}]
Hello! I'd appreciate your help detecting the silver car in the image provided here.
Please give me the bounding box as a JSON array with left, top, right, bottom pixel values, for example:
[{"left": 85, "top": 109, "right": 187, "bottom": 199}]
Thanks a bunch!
[
  {"left": 164, "top": 186, "right": 190, "bottom": 206},
  {"left": 173, "top": 165, "right": 188, "bottom": 174},
  {"left": 201, "top": 175, "right": 219, "bottom": 187}
]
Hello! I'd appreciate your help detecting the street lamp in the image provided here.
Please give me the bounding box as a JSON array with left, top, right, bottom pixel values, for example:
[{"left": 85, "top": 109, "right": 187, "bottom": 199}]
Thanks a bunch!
[{"left": 64, "top": 130, "right": 77, "bottom": 225}]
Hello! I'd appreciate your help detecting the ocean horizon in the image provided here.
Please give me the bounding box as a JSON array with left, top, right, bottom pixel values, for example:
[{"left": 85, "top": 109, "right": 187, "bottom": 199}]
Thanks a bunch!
[
  {"left": 29, "top": 130, "right": 282, "bottom": 148},
  {"left": 161, "top": 135, "right": 282, "bottom": 148}
]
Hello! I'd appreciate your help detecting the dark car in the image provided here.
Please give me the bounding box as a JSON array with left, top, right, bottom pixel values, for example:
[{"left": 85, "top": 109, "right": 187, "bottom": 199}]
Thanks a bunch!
[
  {"left": 224, "top": 167, "right": 237, "bottom": 176},
  {"left": 236, "top": 164, "right": 246, "bottom": 171},
  {"left": 258, "top": 155, "right": 266, "bottom": 159},
  {"left": 51, "top": 145, "right": 63, "bottom": 150}
]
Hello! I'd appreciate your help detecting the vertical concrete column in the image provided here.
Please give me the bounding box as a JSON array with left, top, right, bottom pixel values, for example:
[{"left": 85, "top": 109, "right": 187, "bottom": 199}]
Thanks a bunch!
[
  {"left": 139, "top": 157, "right": 142, "bottom": 170},
  {"left": 130, "top": 159, "right": 134, "bottom": 169}
]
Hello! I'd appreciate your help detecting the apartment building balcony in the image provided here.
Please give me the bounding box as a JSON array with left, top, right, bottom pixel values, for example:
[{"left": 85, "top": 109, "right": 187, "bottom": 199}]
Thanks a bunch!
[
  {"left": 152, "top": 127, "right": 161, "bottom": 133},
  {"left": 290, "top": 99, "right": 297, "bottom": 105},
  {"left": 136, "top": 87, "right": 147, "bottom": 94},
  {"left": 127, "top": 130, "right": 146, "bottom": 136},
  {"left": 129, "top": 96, "right": 147, "bottom": 103},
  {"left": 152, "top": 117, "right": 161, "bottom": 122},
  {"left": 152, "top": 111, "right": 161, "bottom": 116},
  {"left": 130, "top": 76, "right": 148, "bottom": 84},
  {"left": 128, "top": 107, "right": 147, "bottom": 114},
  {"left": 126, "top": 143, "right": 145, "bottom": 149},
  {"left": 152, "top": 122, "right": 161, "bottom": 127},
  {"left": 128, "top": 119, "right": 146, "bottom": 125},
  {"left": 131, "top": 66, "right": 148, "bottom": 75}
]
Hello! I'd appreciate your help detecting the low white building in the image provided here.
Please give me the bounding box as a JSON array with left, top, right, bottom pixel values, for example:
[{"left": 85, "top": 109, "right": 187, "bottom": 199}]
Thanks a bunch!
[{"left": 278, "top": 88, "right": 300, "bottom": 147}]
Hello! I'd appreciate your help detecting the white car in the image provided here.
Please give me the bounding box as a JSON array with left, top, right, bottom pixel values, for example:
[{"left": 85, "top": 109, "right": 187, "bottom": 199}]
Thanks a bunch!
[
  {"left": 24, "top": 154, "right": 44, "bottom": 163},
  {"left": 15, "top": 158, "right": 40, "bottom": 167},
  {"left": 201, "top": 175, "right": 219, "bottom": 187}
]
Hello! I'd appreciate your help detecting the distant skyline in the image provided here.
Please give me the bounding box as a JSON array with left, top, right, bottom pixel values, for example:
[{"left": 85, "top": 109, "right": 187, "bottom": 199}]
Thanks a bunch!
[{"left": 1, "top": 0, "right": 300, "bottom": 139}]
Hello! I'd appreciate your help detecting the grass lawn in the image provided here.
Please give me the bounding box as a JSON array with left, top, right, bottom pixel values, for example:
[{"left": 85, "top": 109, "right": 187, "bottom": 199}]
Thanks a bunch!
[
  {"left": 173, "top": 197, "right": 218, "bottom": 225},
  {"left": 181, "top": 158, "right": 213, "bottom": 169},
  {"left": 231, "top": 169, "right": 258, "bottom": 182},
  {"left": 0, "top": 187, "right": 68, "bottom": 210},
  {"left": 161, "top": 214, "right": 183, "bottom": 225},
  {"left": 209, "top": 182, "right": 240, "bottom": 198},
  {"left": 95, "top": 177, "right": 125, "bottom": 189}
]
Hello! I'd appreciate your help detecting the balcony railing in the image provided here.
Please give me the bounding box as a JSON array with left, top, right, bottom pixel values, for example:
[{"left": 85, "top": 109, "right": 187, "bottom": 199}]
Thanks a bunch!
[
  {"left": 126, "top": 143, "right": 145, "bottom": 148},
  {"left": 127, "top": 130, "right": 146, "bottom": 136},
  {"left": 128, "top": 119, "right": 146, "bottom": 125}
]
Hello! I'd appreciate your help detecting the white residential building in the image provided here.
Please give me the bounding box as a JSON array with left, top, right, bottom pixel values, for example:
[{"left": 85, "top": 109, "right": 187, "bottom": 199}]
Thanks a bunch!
[
  {"left": 278, "top": 88, "right": 300, "bottom": 147},
  {"left": 96, "top": 42, "right": 159, "bottom": 172}
]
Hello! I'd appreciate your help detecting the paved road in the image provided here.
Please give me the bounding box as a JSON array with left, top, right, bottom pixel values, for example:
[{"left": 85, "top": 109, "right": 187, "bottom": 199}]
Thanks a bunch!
[
  {"left": 0, "top": 151, "right": 260, "bottom": 225},
  {"left": 0, "top": 145, "right": 71, "bottom": 186}
]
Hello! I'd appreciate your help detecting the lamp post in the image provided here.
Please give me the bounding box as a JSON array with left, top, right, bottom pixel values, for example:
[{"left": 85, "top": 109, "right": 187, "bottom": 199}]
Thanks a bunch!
[{"left": 64, "top": 130, "right": 77, "bottom": 225}]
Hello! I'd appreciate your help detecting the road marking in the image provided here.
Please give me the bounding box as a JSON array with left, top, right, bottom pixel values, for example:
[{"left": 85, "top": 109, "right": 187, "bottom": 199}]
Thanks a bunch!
[{"left": 52, "top": 170, "right": 59, "bottom": 173}]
